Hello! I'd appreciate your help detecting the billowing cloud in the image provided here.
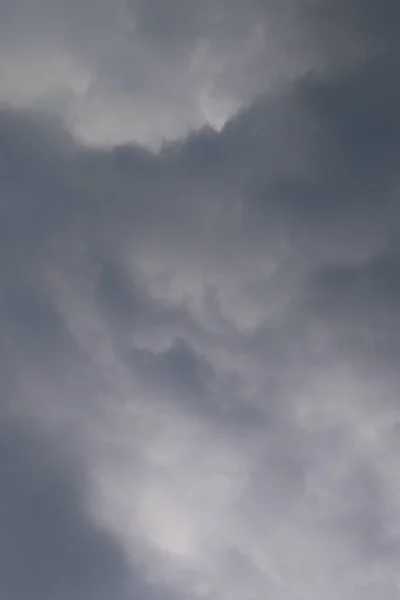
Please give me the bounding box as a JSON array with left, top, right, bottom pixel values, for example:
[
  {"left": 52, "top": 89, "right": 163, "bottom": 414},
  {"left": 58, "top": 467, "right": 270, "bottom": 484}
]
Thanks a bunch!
[
  {"left": 0, "top": 0, "right": 316, "bottom": 145},
  {"left": 1, "top": 1, "right": 400, "bottom": 600}
]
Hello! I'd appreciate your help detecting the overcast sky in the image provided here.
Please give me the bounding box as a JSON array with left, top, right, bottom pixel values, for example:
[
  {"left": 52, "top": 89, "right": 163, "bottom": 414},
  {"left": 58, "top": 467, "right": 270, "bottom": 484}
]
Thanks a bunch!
[{"left": 1, "top": 1, "right": 400, "bottom": 599}]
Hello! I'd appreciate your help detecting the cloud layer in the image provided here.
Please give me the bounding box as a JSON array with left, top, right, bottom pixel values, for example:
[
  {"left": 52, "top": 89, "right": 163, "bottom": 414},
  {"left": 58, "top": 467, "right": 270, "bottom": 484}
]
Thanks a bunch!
[{"left": 1, "top": 1, "right": 400, "bottom": 599}]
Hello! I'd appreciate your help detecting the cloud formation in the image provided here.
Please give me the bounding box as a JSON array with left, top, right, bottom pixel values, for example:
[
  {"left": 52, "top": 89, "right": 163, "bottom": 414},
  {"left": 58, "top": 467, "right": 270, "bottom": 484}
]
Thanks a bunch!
[
  {"left": 1, "top": 1, "right": 400, "bottom": 600},
  {"left": 0, "top": 0, "right": 315, "bottom": 145}
]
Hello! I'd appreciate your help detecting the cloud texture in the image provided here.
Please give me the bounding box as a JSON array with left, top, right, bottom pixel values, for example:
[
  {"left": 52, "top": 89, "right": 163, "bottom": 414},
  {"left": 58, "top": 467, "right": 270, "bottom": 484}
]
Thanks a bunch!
[{"left": 1, "top": 1, "right": 400, "bottom": 599}]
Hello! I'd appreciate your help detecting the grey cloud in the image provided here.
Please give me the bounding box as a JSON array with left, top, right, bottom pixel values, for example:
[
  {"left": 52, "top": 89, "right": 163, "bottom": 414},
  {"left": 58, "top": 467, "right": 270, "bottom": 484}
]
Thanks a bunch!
[
  {"left": 0, "top": 420, "right": 127, "bottom": 600},
  {"left": 3, "top": 33, "right": 398, "bottom": 262},
  {"left": 1, "top": 31, "right": 399, "bottom": 377},
  {"left": 95, "top": 256, "right": 147, "bottom": 329},
  {"left": 93, "top": 256, "right": 261, "bottom": 425},
  {"left": 130, "top": 338, "right": 214, "bottom": 396},
  {"left": 304, "top": 235, "right": 400, "bottom": 378},
  {"left": 1, "top": 2, "right": 400, "bottom": 598},
  {"left": 307, "top": 0, "right": 400, "bottom": 50},
  {"left": 244, "top": 69, "right": 400, "bottom": 246},
  {"left": 0, "top": 415, "right": 192, "bottom": 600},
  {"left": 0, "top": 0, "right": 311, "bottom": 144},
  {"left": 0, "top": 46, "right": 399, "bottom": 400}
]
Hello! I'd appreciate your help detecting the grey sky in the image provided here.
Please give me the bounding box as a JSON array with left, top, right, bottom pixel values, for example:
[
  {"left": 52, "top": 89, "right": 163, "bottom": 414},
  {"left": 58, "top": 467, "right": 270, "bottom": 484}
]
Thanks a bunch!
[{"left": 1, "top": 1, "right": 400, "bottom": 600}]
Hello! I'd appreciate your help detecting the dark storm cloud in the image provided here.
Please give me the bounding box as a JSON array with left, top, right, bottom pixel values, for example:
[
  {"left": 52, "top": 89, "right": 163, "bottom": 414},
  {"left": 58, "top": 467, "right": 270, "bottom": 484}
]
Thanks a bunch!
[
  {"left": 0, "top": 420, "right": 126, "bottom": 600},
  {"left": 93, "top": 256, "right": 262, "bottom": 427},
  {"left": 306, "top": 0, "right": 400, "bottom": 50},
  {"left": 303, "top": 234, "right": 400, "bottom": 380},
  {"left": 0, "top": 16, "right": 399, "bottom": 400},
  {"left": 313, "top": 236, "right": 400, "bottom": 320},
  {"left": 129, "top": 339, "right": 214, "bottom": 396},
  {"left": 0, "top": 0, "right": 399, "bottom": 381},
  {"left": 1, "top": 1, "right": 400, "bottom": 599},
  {"left": 243, "top": 67, "right": 400, "bottom": 249}
]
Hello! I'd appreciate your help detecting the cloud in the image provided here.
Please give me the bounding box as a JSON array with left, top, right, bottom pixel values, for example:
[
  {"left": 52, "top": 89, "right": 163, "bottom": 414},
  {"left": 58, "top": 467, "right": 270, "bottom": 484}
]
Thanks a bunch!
[
  {"left": 0, "top": 418, "right": 185, "bottom": 600},
  {"left": 0, "top": 0, "right": 314, "bottom": 145},
  {"left": 1, "top": 1, "right": 400, "bottom": 599}
]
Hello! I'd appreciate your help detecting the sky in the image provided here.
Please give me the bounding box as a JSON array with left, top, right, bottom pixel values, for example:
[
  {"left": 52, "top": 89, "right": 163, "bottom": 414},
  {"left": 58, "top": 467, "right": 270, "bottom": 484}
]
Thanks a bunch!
[{"left": 1, "top": 1, "right": 400, "bottom": 599}]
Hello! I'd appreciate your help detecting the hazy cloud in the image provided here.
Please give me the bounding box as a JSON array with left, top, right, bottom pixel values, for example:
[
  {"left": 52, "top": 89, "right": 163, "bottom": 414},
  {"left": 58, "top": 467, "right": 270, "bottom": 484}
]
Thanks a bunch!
[
  {"left": 0, "top": 419, "right": 182, "bottom": 600},
  {"left": 1, "top": 1, "right": 400, "bottom": 599}
]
